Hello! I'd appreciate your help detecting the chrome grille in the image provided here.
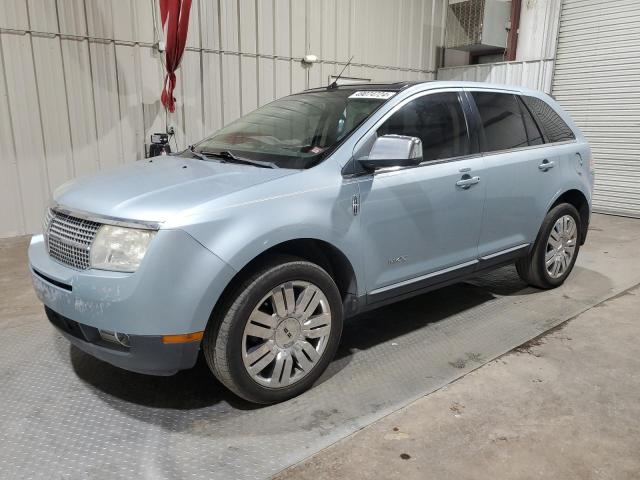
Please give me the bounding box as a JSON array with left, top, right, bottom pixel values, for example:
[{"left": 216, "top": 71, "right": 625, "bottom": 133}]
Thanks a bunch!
[{"left": 45, "top": 210, "right": 102, "bottom": 270}]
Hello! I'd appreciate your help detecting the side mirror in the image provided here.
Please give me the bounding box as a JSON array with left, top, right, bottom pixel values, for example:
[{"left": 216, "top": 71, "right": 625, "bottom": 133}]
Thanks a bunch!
[{"left": 358, "top": 134, "right": 423, "bottom": 171}]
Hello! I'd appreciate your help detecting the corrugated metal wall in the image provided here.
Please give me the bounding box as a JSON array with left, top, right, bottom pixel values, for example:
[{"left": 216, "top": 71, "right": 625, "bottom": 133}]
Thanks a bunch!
[
  {"left": 0, "top": 0, "right": 448, "bottom": 238},
  {"left": 436, "top": 59, "right": 555, "bottom": 93},
  {"left": 552, "top": 0, "right": 640, "bottom": 218}
]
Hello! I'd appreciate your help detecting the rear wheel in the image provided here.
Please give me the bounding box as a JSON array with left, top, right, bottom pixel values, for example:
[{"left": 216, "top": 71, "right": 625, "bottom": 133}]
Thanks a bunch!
[
  {"left": 516, "top": 203, "right": 581, "bottom": 289},
  {"left": 203, "top": 256, "right": 343, "bottom": 404}
]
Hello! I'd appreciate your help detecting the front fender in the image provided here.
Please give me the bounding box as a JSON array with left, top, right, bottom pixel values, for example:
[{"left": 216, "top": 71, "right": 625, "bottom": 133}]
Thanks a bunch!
[{"left": 168, "top": 168, "right": 365, "bottom": 296}]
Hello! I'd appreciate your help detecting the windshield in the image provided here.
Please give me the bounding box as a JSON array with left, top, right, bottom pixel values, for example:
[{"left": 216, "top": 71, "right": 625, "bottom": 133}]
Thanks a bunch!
[{"left": 193, "top": 89, "right": 393, "bottom": 169}]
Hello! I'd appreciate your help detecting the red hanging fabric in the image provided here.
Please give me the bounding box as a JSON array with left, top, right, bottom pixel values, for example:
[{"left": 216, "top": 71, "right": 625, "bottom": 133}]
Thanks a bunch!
[{"left": 159, "top": 0, "right": 192, "bottom": 113}]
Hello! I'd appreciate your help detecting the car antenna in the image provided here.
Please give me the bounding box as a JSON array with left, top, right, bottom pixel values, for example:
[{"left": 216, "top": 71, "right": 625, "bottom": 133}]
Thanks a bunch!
[{"left": 328, "top": 56, "right": 353, "bottom": 90}]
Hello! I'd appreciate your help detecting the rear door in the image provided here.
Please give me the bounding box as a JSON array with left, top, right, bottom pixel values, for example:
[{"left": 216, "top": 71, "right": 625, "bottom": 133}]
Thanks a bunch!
[{"left": 469, "top": 90, "right": 564, "bottom": 258}]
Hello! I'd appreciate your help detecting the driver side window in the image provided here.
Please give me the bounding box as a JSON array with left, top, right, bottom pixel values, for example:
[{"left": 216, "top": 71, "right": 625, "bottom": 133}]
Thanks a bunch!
[{"left": 377, "top": 92, "right": 471, "bottom": 162}]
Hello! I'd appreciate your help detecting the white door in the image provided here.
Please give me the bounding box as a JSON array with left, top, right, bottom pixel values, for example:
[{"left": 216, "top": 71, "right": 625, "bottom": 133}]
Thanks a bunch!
[{"left": 553, "top": 0, "right": 640, "bottom": 217}]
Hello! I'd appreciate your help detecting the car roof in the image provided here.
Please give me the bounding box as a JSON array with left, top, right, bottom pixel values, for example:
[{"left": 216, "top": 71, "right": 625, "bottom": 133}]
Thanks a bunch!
[
  {"left": 302, "top": 81, "right": 425, "bottom": 93},
  {"left": 302, "top": 80, "right": 544, "bottom": 97}
]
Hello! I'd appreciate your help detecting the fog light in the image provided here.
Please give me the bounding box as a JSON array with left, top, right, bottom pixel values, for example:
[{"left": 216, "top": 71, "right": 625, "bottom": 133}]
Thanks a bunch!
[
  {"left": 99, "top": 329, "right": 131, "bottom": 348},
  {"left": 115, "top": 332, "right": 131, "bottom": 347}
]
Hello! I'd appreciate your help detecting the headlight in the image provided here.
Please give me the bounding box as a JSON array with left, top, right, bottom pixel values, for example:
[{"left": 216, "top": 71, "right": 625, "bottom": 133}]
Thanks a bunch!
[{"left": 90, "top": 225, "right": 156, "bottom": 272}]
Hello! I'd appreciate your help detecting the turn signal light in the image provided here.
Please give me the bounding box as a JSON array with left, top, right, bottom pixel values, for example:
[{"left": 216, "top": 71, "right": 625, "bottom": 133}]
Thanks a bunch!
[{"left": 162, "top": 331, "right": 204, "bottom": 344}]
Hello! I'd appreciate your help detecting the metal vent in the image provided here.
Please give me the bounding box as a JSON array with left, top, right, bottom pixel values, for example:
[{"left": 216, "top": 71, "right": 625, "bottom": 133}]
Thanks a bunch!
[
  {"left": 445, "top": 0, "right": 510, "bottom": 53},
  {"left": 45, "top": 210, "right": 101, "bottom": 270},
  {"left": 446, "top": 0, "right": 485, "bottom": 49}
]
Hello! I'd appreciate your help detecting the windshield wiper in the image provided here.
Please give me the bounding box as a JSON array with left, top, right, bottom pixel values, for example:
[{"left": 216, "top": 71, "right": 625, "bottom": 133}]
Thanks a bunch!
[
  {"left": 187, "top": 145, "right": 224, "bottom": 163},
  {"left": 202, "top": 150, "right": 279, "bottom": 169}
]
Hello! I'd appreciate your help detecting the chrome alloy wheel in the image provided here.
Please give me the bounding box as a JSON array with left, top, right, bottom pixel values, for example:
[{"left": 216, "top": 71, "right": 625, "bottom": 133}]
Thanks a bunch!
[
  {"left": 545, "top": 214, "right": 578, "bottom": 279},
  {"left": 241, "top": 281, "right": 332, "bottom": 388}
]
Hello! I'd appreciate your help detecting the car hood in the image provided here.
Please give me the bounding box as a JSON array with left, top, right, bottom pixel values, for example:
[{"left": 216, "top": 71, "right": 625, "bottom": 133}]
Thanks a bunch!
[{"left": 54, "top": 156, "right": 297, "bottom": 223}]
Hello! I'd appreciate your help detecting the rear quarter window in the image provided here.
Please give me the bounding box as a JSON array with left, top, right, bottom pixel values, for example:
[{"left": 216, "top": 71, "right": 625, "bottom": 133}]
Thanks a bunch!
[
  {"left": 522, "top": 96, "right": 576, "bottom": 143},
  {"left": 518, "top": 96, "right": 544, "bottom": 146}
]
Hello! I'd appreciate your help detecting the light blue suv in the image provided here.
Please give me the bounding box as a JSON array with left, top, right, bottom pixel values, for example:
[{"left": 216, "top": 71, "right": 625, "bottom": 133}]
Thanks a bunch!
[{"left": 29, "top": 81, "right": 593, "bottom": 403}]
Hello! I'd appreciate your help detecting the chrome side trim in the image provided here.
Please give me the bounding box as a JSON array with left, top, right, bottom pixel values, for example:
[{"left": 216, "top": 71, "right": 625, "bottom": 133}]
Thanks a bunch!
[
  {"left": 373, "top": 152, "right": 484, "bottom": 177},
  {"left": 369, "top": 259, "right": 478, "bottom": 297},
  {"left": 51, "top": 203, "right": 162, "bottom": 230},
  {"left": 480, "top": 139, "right": 578, "bottom": 158},
  {"left": 479, "top": 243, "right": 530, "bottom": 261}
]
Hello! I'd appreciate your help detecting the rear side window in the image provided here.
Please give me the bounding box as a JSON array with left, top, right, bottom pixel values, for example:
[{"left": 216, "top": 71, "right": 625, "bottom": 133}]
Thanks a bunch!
[
  {"left": 472, "top": 92, "right": 529, "bottom": 152},
  {"left": 522, "top": 95, "right": 576, "bottom": 143},
  {"left": 518, "top": 97, "right": 544, "bottom": 146},
  {"left": 377, "top": 92, "right": 470, "bottom": 162}
]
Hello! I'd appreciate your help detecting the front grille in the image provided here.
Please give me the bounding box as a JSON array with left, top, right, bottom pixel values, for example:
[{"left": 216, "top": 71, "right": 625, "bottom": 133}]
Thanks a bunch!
[{"left": 45, "top": 209, "right": 101, "bottom": 270}]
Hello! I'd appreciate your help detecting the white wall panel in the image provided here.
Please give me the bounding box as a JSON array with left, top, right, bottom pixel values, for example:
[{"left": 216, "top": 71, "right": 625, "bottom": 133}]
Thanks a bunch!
[
  {"left": 274, "top": 0, "right": 290, "bottom": 57},
  {"left": 200, "top": 0, "right": 220, "bottom": 50},
  {"left": 115, "top": 45, "right": 145, "bottom": 162},
  {"left": 241, "top": 56, "right": 259, "bottom": 113},
  {"left": 31, "top": 36, "right": 75, "bottom": 188},
  {"left": 321, "top": 0, "right": 337, "bottom": 64},
  {"left": 85, "top": 0, "right": 114, "bottom": 39},
  {"left": 56, "top": 0, "right": 87, "bottom": 36},
  {"left": 138, "top": 46, "right": 166, "bottom": 150},
  {"left": 258, "top": 57, "right": 275, "bottom": 105},
  {"left": 60, "top": 38, "right": 101, "bottom": 176},
  {"left": 291, "top": 59, "right": 306, "bottom": 93},
  {"left": 0, "top": 33, "right": 50, "bottom": 233},
  {"left": 0, "top": 39, "right": 24, "bottom": 236},
  {"left": 335, "top": 0, "right": 350, "bottom": 63},
  {"left": 27, "top": 0, "right": 59, "bottom": 32},
  {"left": 134, "top": 0, "right": 156, "bottom": 44},
  {"left": 202, "top": 51, "right": 223, "bottom": 136},
  {"left": 517, "top": 0, "right": 561, "bottom": 61},
  {"left": 90, "top": 42, "right": 124, "bottom": 170},
  {"left": 186, "top": 0, "right": 201, "bottom": 49},
  {"left": 275, "top": 59, "right": 291, "bottom": 100},
  {"left": 221, "top": 54, "right": 242, "bottom": 123},
  {"left": 437, "top": 59, "right": 555, "bottom": 93},
  {"left": 290, "top": 0, "right": 306, "bottom": 59},
  {"left": 0, "top": 0, "right": 29, "bottom": 30},
  {"left": 179, "top": 50, "right": 204, "bottom": 147},
  {"left": 0, "top": 0, "right": 446, "bottom": 237}
]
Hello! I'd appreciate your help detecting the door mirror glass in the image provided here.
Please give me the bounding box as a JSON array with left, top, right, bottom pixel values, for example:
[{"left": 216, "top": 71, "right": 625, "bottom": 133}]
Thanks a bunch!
[{"left": 358, "top": 134, "right": 423, "bottom": 170}]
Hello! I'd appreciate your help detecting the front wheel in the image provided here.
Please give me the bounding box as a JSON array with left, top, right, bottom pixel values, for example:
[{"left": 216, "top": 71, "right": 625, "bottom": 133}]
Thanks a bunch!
[
  {"left": 203, "top": 256, "right": 343, "bottom": 404},
  {"left": 516, "top": 203, "right": 582, "bottom": 289}
]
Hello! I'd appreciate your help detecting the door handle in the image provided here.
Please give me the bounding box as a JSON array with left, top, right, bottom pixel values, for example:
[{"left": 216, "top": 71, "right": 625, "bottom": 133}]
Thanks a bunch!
[
  {"left": 538, "top": 159, "right": 555, "bottom": 171},
  {"left": 456, "top": 176, "right": 480, "bottom": 189}
]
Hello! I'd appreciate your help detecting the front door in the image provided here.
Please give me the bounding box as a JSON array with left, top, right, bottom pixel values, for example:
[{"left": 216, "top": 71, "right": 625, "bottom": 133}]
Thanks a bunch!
[{"left": 358, "top": 91, "right": 486, "bottom": 300}]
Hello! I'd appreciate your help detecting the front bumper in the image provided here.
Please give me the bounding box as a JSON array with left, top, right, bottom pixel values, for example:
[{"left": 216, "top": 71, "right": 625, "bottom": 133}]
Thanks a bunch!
[
  {"left": 46, "top": 307, "right": 199, "bottom": 375},
  {"left": 29, "top": 229, "right": 237, "bottom": 373}
]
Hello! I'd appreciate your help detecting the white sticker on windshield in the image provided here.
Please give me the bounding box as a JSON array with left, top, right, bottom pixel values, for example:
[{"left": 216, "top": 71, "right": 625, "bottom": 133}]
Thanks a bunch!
[{"left": 348, "top": 91, "right": 396, "bottom": 100}]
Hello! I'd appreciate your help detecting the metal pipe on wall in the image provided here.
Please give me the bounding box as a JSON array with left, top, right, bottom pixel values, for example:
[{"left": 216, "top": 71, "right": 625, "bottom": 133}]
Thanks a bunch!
[{"left": 505, "top": 0, "right": 522, "bottom": 61}]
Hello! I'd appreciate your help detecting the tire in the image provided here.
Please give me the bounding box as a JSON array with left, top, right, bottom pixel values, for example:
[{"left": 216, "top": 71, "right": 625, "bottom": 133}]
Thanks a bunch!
[
  {"left": 516, "top": 203, "right": 582, "bottom": 289},
  {"left": 203, "top": 255, "right": 343, "bottom": 404}
]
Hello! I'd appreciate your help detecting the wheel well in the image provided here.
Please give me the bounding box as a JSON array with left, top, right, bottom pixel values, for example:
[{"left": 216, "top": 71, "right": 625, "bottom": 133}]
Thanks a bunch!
[
  {"left": 551, "top": 189, "right": 590, "bottom": 244},
  {"left": 264, "top": 239, "right": 358, "bottom": 297},
  {"left": 208, "top": 239, "right": 358, "bottom": 327}
]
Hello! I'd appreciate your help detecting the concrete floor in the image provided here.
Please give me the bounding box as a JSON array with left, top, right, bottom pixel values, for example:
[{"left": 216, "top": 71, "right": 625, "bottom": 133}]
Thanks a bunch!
[
  {"left": 1, "top": 213, "right": 639, "bottom": 479},
  {"left": 277, "top": 285, "right": 640, "bottom": 480},
  {"left": 276, "top": 219, "right": 640, "bottom": 480}
]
